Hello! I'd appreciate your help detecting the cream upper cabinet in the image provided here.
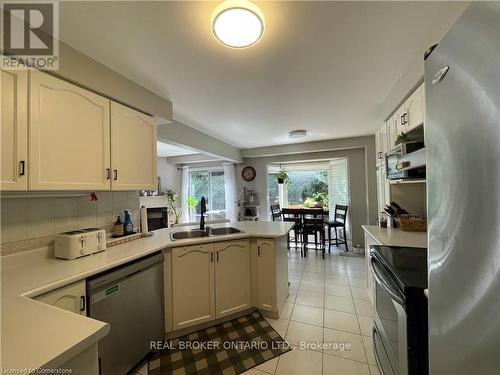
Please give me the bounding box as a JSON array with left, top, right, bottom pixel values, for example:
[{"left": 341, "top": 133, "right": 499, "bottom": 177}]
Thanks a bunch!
[
  {"left": 29, "top": 71, "right": 111, "bottom": 190},
  {"left": 386, "top": 115, "right": 397, "bottom": 150},
  {"left": 214, "top": 240, "right": 251, "bottom": 318},
  {"left": 36, "top": 280, "right": 86, "bottom": 315},
  {"left": 395, "top": 104, "right": 407, "bottom": 137},
  {"left": 110, "top": 102, "right": 157, "bottom": 190},
  {"left": 171, "top": 244, "right": 215, "bottom": 330},
  {"left": 405, "top": 83, "right": 424, "bottom": 131},
  {"left": 1, "top": 69, "right": 28, "bottom": 191},
  {"left": 255, "top": 239, "right": 276, "bottom": 311}
]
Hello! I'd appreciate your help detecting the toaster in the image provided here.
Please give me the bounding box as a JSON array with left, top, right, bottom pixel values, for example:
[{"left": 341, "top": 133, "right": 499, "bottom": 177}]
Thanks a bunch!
[{"left": 55, "top": 228, "right": 107, "bottom": 260}]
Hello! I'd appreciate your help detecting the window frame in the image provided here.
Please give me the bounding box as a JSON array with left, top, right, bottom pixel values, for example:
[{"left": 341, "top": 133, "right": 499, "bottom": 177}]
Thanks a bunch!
[{"left": 188, "top": 167, "right": 226, "bottom": 221}]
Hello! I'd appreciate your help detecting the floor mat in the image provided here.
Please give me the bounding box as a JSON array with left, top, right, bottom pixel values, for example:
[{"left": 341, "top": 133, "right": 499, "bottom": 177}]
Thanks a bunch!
[{"left": 149, "top": 310, "right": 291, "bottom": 374}]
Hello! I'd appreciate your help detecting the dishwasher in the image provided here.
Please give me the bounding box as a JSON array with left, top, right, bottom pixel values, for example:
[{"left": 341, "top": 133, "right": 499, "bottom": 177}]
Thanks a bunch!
[{"left": 87, "top": 252, "right": 164, "bottom": 375}]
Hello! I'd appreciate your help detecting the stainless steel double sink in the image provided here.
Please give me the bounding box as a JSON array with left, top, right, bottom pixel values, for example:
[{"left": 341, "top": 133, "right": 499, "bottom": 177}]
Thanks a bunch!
[{"left": 169, "top": 227, "right": 242, "bottom": 241}]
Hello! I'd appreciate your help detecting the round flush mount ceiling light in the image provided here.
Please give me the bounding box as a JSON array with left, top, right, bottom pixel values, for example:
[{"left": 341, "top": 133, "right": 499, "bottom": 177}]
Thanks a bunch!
[
  {"left": 211, "top": 0, "right": 265, "bottom": 48},
  {"left": 288, "top": 130, "right": 307, "bottom": 139}
]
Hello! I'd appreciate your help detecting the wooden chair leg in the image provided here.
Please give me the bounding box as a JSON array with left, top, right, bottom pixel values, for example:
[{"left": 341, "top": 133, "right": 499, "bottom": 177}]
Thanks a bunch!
[
  {"left": 314, "top": 232, "right": 318, "bottom": 250},
  {"left": 327, "top": 226, "right": 331, "bottom": 253},
  {"left": 343, "top": 227, "right": 348, "bottom": 251},
  {"left": 335, "top": 228, "right": 339, "bottom": 246}
]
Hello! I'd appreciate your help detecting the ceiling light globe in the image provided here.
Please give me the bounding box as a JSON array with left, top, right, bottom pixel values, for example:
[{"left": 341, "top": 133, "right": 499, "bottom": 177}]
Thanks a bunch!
[{"left": 211, "top": 0, "right": 265, "bottom": 48}]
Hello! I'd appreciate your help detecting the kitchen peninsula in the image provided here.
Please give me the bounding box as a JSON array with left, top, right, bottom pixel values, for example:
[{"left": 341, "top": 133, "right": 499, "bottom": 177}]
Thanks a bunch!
[{"left": 1, "top": 221, "right": 293, "bottom": 372}]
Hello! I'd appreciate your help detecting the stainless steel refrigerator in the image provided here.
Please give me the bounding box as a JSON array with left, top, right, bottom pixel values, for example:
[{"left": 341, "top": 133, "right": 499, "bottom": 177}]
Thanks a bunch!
[{"left": 425, "top": 3, "right": 500, "bottom": 374}]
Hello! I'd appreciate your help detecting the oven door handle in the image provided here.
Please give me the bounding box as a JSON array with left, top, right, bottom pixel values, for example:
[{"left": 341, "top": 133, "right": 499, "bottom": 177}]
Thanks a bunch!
[{"left": 370, "top": 257, "right": 405, "bottom": 307}]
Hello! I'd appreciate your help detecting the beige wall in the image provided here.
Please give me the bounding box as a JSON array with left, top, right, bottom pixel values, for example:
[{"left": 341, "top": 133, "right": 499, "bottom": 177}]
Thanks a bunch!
[
  {"left": 236, "top": 147, "right": 374, "bottom": 247},
  {"left": 157, "top": 121, "right": 242, "bottom": 163},
  {"left": 157, "top": 158, "right": 182, "bottom": 206},
  {"left": 50, "top": 42, "right": 172, "bottom": 121}
]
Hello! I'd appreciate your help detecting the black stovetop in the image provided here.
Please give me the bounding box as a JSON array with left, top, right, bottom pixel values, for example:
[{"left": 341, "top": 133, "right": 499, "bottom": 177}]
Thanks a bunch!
[{"left": 371, "top": 245, "right": 428, "bottom": 289}]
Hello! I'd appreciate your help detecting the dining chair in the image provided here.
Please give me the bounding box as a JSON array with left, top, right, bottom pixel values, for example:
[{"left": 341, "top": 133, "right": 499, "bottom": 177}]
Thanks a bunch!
[
  {"left": 281, "top": 208, "right": 302, "bottom": 250},
  {"left": 302, "top": 208, "right": 326, "bottom": 258},
  {"left": 270, "top": 204, "right": 282, "bottom": 221},
  {"left": 324, "top": 204, "right": 349, "bottom": 252}
]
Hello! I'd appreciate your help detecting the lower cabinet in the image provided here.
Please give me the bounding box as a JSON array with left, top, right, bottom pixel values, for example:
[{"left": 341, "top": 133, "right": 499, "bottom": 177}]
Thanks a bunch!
[
  {"left": 35, "top": 280, "right": 86, "bottom": 315},
  {"left": 169, "top": 238, "right": 279, "bottom": 331},
  {"left": 171, "top": 244, "right": 215, "bottom": 330},
  {"left": 255, "top": 239, "right": 276, "bottom": 311},
  {"left": 214, "top": 240, "right": 251, "bottom": 318}
]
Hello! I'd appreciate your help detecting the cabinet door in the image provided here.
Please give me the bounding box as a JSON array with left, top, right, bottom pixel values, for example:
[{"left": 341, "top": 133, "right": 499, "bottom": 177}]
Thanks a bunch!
[
  {"left": 387, "top": 114, "right": 397, "bottom": 150},
  {"left": 1, "top": 70, "right": 28, "bottom": 190},
  {"left": 255, "top": 239, "right": 276, "bottom": 311},
  {"left": 380, "top": 123, "right": 388, "bottom": 167},
  {"left": 29, "top": 71, "right": 111, "bottom": 190},
  {"left": 172, "top": 244, "right": 215, "bottom": 329},
  {"left": 111, "top": 102, "right": 157, "bottom": 190},
  {"left": 375, "top": 128, "right": 382, "bottom": 167},
  {"left": 396, "top": 105, "right": 407, "bottom": 136},
  {"left": 405, "top": 84, "right": 424, "bottom": 131},
  {"left": 36, "top": 280, "right": 86, "bottom": 315},
  {"left": 214, "top": 240, "right": 251, "bottom": 318}
]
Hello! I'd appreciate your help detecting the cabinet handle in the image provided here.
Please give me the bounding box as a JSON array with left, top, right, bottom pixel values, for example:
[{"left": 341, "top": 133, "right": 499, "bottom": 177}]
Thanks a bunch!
[
  {"left": 80, "top": 296, "right": 86, "bottom": 312},
  {"left": 106, "top": 168, "right": 111, "bottom": 180},
  {"left": 258, "top": 246, "right": 261, "bottom": 256},
  {"left": 113, "top": 169, "right": 118, "bottom": 180},
  {"left": 210, "top": 252, "right": 214, "bottom": 262},
  {"left": 216, "top": 251, "right": 219, "bottom": 262},
  {"left": 19, "top": 160, "right": 25, "bottom": 176}
]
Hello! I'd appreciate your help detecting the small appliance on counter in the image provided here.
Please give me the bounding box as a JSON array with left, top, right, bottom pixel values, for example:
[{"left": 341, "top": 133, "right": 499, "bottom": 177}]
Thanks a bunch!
[{"left": 55, "top": 228, "right": 106, "bottom": 260}]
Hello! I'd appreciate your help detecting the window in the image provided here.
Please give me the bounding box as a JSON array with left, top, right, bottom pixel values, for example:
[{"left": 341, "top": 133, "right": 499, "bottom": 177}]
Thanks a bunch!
[
  {"left": 286, "top": 170, "right": 329, "bottom": 206},
  {"left": 189, "top": 170, "right": 226, "bottom": 221},
  {"left": 267, "top": 164, "right": 330, "bottom": 208},
  {"left": 266, "top": 159, "right": 351, "bottom": 236}
]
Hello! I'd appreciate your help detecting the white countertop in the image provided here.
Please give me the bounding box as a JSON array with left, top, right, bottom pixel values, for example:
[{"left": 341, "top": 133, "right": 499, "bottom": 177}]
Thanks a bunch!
[
  {"left": 1, "top": 221, "right": 293, "bottom": 371},
  {"left": 362, "top": 225, "right": 427, "bottom": 248}
]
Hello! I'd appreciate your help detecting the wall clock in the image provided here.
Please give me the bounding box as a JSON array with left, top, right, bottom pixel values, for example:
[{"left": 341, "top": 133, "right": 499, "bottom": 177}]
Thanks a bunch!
[{"left": 241, "top": 166, "right": 256, "bottom": 182}]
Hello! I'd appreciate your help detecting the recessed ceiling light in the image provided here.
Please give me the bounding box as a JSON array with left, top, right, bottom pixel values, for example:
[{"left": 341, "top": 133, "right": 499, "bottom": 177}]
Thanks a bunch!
[
  {"left": 288, "top": 130, "right": 307, "bottom": 139},
  {"left": 211, "top": 0, "right": 265, "bottom": 48}
]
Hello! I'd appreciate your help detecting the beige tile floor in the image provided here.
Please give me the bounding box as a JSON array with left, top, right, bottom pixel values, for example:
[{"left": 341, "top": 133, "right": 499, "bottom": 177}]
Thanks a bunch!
[
  {"left": 247, "top": 247, "right": 380, "bottom": 375},
  {"left": 134, "top": 246, "right": 379, "bottom": 375}
]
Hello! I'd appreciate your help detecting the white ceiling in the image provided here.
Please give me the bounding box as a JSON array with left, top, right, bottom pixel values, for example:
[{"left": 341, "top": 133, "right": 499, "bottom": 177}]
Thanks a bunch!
[
  {"left": 59, "top": 1, "right": 466, "bottom": 148},
  {"left": 156, "top": 141, "right": 198, "bottom": 157}
]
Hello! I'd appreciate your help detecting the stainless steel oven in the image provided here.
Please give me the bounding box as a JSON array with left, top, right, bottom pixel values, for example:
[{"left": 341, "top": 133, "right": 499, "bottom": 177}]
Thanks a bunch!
[
  {"left": 370, "top": 245, "right": 428, "bottom": 375},
  {"left": 371, "top": 255, "right": 407, "bottom": 375}
]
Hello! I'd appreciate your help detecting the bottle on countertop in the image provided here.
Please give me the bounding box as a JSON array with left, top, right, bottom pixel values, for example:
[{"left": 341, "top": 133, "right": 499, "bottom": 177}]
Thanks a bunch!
[
  {"left": 123, "top": 209, "right": 134, "bottom": 235},
  {"left": 114, "top": 216, "right": 124, "bottom": 237}
]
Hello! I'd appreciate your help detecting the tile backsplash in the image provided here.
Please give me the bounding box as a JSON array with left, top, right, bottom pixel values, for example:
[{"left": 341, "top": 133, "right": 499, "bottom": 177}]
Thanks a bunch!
[{"left": 1, "top": 191, "right": 140, "bottom": 245}]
